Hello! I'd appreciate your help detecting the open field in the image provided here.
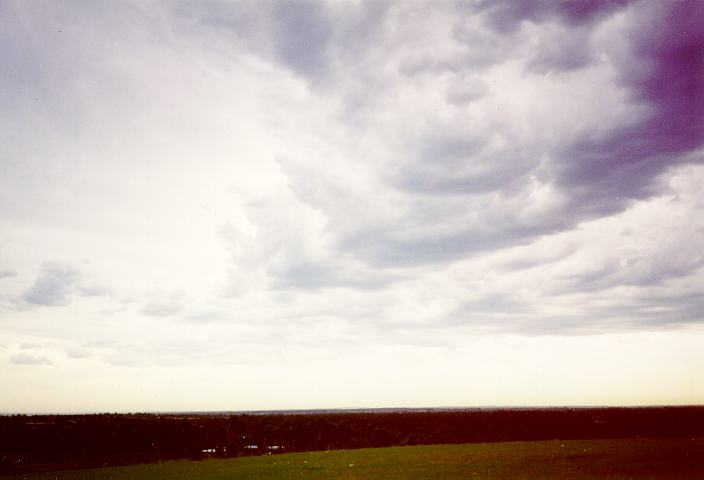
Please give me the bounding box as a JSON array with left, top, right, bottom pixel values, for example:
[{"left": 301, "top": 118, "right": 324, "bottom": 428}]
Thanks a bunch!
[{"left": 3, "top": 437, "right": 703, "bottom": 480}]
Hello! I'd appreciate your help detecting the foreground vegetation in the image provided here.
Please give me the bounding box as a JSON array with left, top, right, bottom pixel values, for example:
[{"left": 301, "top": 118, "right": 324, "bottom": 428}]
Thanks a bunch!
[{"left": 3, "top": 437, "right": 703, "bottom": 479}]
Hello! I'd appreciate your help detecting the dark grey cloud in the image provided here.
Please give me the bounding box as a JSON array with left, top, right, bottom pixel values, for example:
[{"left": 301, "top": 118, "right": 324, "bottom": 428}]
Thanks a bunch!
[
  {"left": 559, "top": 257, "right": 704, "bottom": 295},
  {"left": 175, "top": 0, "right": 333, "bottom": 79},
  {"left": 474, "top": 0, "right": 636, "bottom": 34},
  {"left": 635, "top": 293, "right": 704, "bottom": 328},
  {"left": 461, "top": 0, "right": 703, "bottom": 220},
  {"left": 446, "top": 289, "right": 704, "bottom": 336},
  {"left": 9, "top": 353, "right": 52, "bottom": 366},
  {"left": 452, "top": 1, "right": 606, "bottom": 75},
  {"left": 343, "top": 221, "right": 551, "bottom": 268},
  {"left": 557, "top": 2, "right": 704, "bottom": 214},
  {"left": 451, "top": 20, "right": 516, "bottom": 70},
  {"left": 178, "top": 0, "right": 390, "bottom": 84},
  {"left": 555, "top": 1, "right": 704, "bottom": 214},
  {"left": 0, "top": 0, "right": 145, "bottom": 114},
  {"left": 21, "top": 263, "right": 80, "bottom": 307},
  {"left": 393, "top": 133, "right": 537, "bottom": 195},
  {"left": 363, "top": 1, "right": 703, "bottom": 270},
  {"left": 564, "top": 292, "right": 704, "bottom": 333},
  {"left": 271, "top": 0, "right": 333, "bottom": 79},
  {"left": 525, "top": 28, "right": 594, "bottom": 74},
  {"left": 272, "top": 0, "right": 393, "bottom": 83}
]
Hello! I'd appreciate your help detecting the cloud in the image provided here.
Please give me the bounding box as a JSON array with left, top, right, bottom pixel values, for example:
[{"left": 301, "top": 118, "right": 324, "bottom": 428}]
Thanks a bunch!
[
  {"left": 554, "top": 1, "right": 704, "bottom": 211},
  {"left": 0, "top": 270, "right": 17, "bottom": 279},
  {"left": 65, "top": 340, "right": 115, "bottom": 360},
  {"left": 177, "top": 0, "right": 391, "bottom": 86},
  {"left": 273, "top": 260, "right": 396, "bottom": 291},
  {"left": 10, "top": 353, "right": 52, "bottom": 366},
  {"left": 444, "top": 76, "right": 487, "bottom": 106},
  {"left": 475, "top": 0, "right": 636, "bottom": 33},
  {"left": 393, "top": 133, "right": 534, "bottom": 195},
  {"left": 13, "top": 262, "right": 111, "bottom": 309},
  {"left": 525, "top": 24, "right": 595, "bottom": 74},
  {"left": 271, "top": 0, "right": 333, "bottom": 79},
  {"left": 178, "top": 0, "right": 334, "bottom": 80},
  {"left": 20, "top": 263, "right": 80, "bottom": 307},
  {"left": 0, "top": 0, "right": 702, "bottom": 411},
  {"left": 140, "top": 301, "right": 182, "bottom": 318},
  {"left": 191, "top": 0, "right": 704, "bottom": 315}
]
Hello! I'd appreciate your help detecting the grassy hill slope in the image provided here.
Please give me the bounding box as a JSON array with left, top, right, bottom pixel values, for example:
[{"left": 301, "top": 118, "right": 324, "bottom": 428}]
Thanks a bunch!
[{"left": 3, "top": 437, "right": 703, "bottom": 479}]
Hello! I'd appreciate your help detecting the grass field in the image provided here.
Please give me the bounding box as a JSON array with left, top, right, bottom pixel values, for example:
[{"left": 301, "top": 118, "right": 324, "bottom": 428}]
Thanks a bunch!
[{"left": 4, "top": 437, "right": 703, "bottom": 479}]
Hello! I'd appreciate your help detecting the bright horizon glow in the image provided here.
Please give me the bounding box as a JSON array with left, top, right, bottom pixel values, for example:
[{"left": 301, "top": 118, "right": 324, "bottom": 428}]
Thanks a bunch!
[
  {"left": 3, "top": 328, "right": 704, "bottom": 414},
  {"left": 1, "top": 0, "right": 703, "bottom": 413}
]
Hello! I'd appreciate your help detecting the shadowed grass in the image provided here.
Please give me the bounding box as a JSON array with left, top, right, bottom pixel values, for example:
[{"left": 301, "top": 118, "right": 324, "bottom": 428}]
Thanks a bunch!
[{"left": 4, "top": 437, "right": 703, "bottom": 479}]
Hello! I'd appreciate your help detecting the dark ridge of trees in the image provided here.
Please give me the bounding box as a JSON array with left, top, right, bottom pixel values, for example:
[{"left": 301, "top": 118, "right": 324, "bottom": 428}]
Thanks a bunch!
[{"left": 1, "top": 407, "right": 703, "bottom": 474}]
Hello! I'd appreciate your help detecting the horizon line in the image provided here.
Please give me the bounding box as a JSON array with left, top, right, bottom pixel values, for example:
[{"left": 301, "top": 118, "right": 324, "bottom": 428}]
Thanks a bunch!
[{"left": 3, "top": 404, "right": 704, "bottom": 416}]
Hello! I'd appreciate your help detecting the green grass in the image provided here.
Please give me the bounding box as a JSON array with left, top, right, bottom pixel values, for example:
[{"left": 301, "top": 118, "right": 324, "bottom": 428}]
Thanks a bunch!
[{"left": 4, "top": 437, "right": 703, "bottom": 479}]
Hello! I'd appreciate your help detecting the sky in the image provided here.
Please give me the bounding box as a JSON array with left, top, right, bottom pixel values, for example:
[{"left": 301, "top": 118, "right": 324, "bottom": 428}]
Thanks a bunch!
[{"left": 1, "top": 0, "right": 703, "bottom": 413}]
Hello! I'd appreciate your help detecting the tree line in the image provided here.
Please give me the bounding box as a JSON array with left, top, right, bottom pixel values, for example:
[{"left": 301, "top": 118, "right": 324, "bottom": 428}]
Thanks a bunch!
[{"left": 2, "top": 407, "right": 703, "bottom": 474}]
